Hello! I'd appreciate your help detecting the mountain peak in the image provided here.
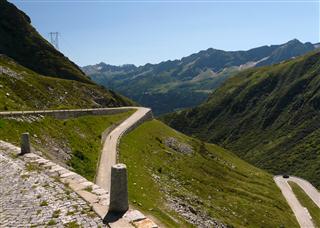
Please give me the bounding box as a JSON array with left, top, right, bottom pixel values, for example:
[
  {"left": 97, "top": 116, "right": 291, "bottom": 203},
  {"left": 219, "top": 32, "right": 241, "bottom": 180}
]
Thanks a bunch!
[
  {"left": 98, "top": 62, "right": 107, "bottom": 66},
  {"left": 287, "top": 38, "right": 301, "bottom": 44}
]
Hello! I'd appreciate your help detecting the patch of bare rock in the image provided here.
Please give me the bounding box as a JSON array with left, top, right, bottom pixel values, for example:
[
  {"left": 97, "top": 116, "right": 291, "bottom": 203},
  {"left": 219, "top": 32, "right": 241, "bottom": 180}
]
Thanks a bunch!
[{"left": 164, "top": 137, "right": 193, "bottom": 154}]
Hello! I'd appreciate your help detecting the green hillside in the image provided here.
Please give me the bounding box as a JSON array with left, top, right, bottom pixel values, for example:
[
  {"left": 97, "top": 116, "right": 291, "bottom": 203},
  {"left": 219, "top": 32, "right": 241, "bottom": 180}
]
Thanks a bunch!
[
  {"left": 0, "top": 0, "right": 90, "bottom": 83},
  {"left": 84, "top": 39, "right": 316, "bottom": 115},
  {"left": 163, "top": 50, "right": 320, "bottom": 188},
  {"left": 0, "top": 55, "right": 133, "bottom": 111},
  {"left": 0, "top": 111, "right": 133, "bottom": 180},
  {"left": 119, "top": 120, "right": 298, "bottom": 227}
]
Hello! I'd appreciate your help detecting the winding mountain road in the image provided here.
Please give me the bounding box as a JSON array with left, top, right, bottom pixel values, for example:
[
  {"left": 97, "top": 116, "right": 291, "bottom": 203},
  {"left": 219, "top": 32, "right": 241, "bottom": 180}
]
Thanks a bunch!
[
  {"left": 95, "top": 107, "right": 152, "bottom": 191},
  {"left": 0, "top": 107, "right": 152, "bottom": 192},
  {"left": 274, "top": 176, "right": 320, "bottom": 228}
]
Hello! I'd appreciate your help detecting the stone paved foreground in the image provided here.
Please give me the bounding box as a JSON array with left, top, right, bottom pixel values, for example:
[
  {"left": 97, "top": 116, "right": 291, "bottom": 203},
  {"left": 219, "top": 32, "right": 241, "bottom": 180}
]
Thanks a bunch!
[
  {"left": 0, "top": 146, "right": 104, "bottom": 227},
  {"left": 0, "top": 140, "right": 158, "bottom": 228}
]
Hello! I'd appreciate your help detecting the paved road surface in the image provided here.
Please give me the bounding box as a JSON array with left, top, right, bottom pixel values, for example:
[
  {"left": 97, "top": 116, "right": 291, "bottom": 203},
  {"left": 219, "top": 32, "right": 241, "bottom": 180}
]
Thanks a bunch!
[
  {"left": 274, "top": 175, "right": 320, "bottom": 228},
  {"left": 95, "top": 107, "right": 151, "bottom": 192},
  {"left": 288, "top": 176, "right": 320, "bottom": 209}
]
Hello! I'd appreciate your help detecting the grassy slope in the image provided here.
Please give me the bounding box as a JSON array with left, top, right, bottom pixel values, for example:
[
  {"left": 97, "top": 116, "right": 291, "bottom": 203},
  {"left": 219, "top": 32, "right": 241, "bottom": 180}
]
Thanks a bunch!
[
  {"left": 119, "top": 120, "right": 298, "bottom": 227},
  {"left": 0, "top": 56, "right": 133, "bottom": 111},
  {"left": 0, "top": 111, "right": 133, "bottom": 180},
  {"left": 163, "top": 51, "right": 320, "bottom": 188},
  {"left": 288, "top": 182, "right": 320, "bottom": 227}
]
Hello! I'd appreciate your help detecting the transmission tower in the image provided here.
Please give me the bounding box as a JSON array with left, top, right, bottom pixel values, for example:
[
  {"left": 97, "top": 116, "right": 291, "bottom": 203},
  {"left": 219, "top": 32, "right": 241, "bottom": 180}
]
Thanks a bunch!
[{"left": 49, "top": 32, "right": 59, "bottom": 50}]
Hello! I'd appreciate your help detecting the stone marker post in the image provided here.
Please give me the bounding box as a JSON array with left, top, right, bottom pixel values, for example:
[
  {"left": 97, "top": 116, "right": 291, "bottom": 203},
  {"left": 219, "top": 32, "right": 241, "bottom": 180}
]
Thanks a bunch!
[
  {"left": 20, "top": 132, "right": 31, "bottom": 155},
  {"left": 109, "top": 163, "right": 129, "bottom": 213}
]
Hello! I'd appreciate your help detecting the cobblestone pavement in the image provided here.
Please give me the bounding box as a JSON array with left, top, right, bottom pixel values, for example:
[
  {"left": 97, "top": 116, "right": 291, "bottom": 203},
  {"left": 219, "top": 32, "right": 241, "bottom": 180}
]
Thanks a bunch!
[
  {"left": 0, "top": 145, "right": 105, "bottom": 227},
  {"left": 0, "top": 139, "right": 158, "bottom": 228}
]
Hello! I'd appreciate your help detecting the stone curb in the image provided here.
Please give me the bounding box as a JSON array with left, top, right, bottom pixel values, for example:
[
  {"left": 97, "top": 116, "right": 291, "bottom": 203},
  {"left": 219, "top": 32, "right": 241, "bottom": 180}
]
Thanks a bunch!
[{"left": 0, "top": 140, "right": 159, "bottom": 228}]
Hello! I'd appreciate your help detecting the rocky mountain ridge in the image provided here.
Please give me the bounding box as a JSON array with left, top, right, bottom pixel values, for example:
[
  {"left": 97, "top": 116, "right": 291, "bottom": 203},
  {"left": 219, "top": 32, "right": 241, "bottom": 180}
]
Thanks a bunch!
[{"left": 84, "top": 39, "right": 317, "bottom": 115}]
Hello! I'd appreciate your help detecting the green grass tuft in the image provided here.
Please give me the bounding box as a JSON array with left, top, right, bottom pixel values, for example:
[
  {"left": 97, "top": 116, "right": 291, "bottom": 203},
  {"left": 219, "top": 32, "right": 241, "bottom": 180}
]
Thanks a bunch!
[
  {"left": 40, "top": 201, "right": 48, "bottom": 207},
  {"left": 47, "top": 219, "right": 56, "bottom": 226},
  {"left": 25, "top": 163, "right": 41, "bottom": 172},
  {"left": 65, "top": 221, "right": 80, "bottom": 228},
  {"left": 52, "top": 210, "right": 60, "bottom": 218}
]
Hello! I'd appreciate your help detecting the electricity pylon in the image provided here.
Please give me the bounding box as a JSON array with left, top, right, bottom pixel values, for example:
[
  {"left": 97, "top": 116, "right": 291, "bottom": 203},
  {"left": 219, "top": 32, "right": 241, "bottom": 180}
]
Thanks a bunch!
[{"left": 49, "top": 32, "right": 59, "bottom": 50}]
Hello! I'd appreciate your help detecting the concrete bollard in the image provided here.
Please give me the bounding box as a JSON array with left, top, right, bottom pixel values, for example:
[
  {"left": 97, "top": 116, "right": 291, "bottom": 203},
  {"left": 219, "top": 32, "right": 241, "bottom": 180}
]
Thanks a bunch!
[
  {"left": 20, "top": 132, "right": 31, "bottom": 155},
  {"left": 109, "top": 163, "right": 129, "bottom": 213}
]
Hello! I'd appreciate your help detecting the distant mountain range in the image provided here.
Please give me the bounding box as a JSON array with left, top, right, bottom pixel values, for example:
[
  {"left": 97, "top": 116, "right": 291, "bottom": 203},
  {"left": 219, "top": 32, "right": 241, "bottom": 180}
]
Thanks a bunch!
[
  {"left": 163, "top": 50, "right": 320, "bottom": 188},
  {"left": 83, "top": 39, "right": 317, "bottom": 115}
]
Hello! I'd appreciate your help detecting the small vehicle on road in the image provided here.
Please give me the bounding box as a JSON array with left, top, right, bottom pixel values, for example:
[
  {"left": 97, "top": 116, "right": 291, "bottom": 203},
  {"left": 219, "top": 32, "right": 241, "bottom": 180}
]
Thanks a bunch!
[{"left": 283, "top": 174, "right": 290, "bottom": 178}]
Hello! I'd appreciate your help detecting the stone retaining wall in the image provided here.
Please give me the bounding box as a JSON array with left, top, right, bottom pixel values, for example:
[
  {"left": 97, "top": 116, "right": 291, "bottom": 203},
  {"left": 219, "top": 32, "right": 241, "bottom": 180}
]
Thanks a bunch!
[{"left": 0, "top": 107, "right": 134, "bottom": 119}]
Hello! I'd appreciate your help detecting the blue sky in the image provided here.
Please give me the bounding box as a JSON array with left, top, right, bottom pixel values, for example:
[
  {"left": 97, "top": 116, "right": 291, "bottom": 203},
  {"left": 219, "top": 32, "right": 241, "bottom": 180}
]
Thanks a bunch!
[{"left": 10, "top": 0, "right": 319, "bottom": 66}]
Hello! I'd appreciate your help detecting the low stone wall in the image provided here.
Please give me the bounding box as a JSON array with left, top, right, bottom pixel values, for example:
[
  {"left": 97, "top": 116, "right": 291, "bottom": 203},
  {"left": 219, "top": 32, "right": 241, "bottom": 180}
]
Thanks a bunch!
[
  {"left": 101, "top": 124, "right": 118, "bottom": 145},
  {"left": 0, "top": 107, "right": 134, "bottom": 119},
  {"left": 122, "top": 109, "right": 153, "bottom": 136}
]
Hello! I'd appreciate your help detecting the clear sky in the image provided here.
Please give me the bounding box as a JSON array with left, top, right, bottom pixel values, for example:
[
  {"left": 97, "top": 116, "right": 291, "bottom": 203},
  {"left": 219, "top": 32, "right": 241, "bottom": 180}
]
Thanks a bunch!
[{"left": 10, "top": 0, "right": 320, "bottom": 66}]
